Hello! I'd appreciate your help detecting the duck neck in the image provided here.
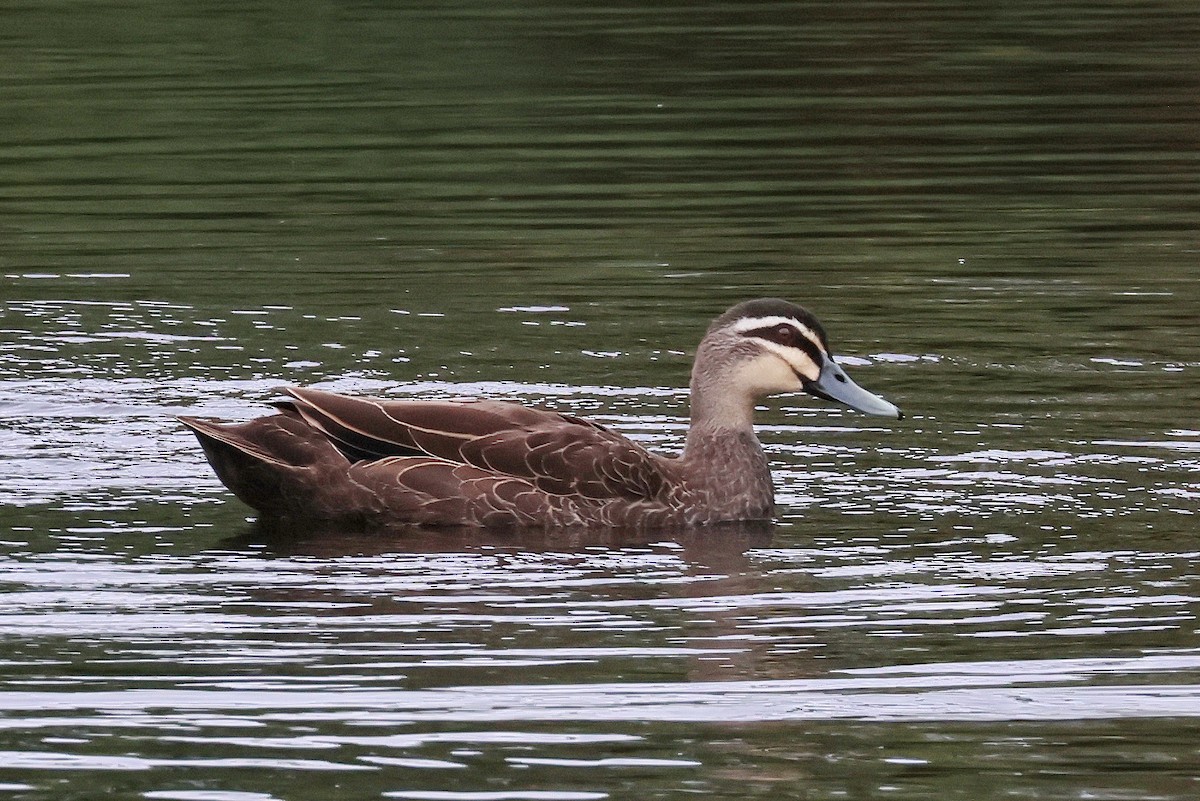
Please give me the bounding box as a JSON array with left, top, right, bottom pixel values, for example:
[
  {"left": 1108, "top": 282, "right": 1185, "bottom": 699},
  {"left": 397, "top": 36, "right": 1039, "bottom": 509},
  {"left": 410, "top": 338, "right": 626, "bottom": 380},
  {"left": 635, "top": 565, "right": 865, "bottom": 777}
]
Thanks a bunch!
[
  {"left": 683, "top": 367, "right": 766, "bottom": 466},
  {"left": 681, "top": 370, "right": 774, "bottom": 521}
]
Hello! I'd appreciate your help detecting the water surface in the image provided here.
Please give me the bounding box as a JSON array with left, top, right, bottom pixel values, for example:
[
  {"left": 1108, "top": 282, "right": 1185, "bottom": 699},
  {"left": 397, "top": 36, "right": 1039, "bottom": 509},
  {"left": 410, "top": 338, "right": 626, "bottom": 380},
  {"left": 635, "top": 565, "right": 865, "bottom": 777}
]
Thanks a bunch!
[{"left": 2, "top": 1, "right": 1199, "bottom": 799}]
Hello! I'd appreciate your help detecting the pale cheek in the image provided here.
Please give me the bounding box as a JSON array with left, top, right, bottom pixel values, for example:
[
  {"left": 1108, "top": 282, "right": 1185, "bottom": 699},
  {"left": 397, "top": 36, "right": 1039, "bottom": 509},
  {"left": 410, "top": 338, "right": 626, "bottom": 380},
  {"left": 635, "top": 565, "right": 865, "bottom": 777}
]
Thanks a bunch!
[
  {"left": 791, "top": 359, "right": 820, "bottom": 383},
  {"left": 754, "top": 341, "right": 820, "bottom": 384},
  {"left": 739, "top": 359, "right": 804, "bottom": 395}
]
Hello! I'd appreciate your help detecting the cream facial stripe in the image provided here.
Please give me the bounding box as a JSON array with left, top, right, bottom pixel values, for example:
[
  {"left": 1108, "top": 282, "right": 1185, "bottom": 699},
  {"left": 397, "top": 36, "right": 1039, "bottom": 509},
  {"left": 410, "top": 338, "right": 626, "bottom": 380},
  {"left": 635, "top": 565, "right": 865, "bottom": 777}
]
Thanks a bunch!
[{"left": 752, "top": 340, "right": 821, "bottom": 383}]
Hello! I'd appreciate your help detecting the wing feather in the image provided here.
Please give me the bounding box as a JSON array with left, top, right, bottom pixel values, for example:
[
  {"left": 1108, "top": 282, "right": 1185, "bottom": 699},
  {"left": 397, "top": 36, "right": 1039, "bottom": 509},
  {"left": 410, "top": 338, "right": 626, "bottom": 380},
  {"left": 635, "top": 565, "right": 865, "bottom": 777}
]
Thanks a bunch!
[{"left": 284, "top": 387, "right": 674, "bottom": 502}]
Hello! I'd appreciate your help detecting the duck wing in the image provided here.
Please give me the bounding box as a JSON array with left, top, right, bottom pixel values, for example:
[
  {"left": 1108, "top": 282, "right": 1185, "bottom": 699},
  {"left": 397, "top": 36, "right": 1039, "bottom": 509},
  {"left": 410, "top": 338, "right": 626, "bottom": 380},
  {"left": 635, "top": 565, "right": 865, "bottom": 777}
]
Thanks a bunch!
[{"left": 283, "top": 387, "right": 672, "bottom": 501}]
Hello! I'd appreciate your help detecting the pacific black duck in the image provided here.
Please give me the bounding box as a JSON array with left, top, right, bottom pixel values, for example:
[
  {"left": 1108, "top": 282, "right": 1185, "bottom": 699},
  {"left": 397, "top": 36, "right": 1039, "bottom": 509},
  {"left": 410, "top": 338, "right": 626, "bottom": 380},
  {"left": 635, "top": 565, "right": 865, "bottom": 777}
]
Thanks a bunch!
[{"left": 180, "top": 298, "right": 901, "bottom": 528}]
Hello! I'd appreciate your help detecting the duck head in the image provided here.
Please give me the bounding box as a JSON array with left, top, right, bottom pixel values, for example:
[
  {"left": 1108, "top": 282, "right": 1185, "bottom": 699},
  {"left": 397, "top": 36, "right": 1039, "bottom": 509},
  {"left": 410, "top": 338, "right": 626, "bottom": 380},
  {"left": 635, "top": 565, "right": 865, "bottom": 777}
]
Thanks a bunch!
[{"left": 693, "top": 298, "right": 903, "bottom": 421}]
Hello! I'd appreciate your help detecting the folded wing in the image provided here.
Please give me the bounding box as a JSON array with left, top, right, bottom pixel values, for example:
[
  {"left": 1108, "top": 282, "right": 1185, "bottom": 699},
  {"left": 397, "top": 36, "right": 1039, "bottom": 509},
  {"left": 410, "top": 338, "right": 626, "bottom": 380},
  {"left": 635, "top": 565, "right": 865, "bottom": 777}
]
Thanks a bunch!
[{"left": 284, "top": 387, "right": 672, "bottom": 501}]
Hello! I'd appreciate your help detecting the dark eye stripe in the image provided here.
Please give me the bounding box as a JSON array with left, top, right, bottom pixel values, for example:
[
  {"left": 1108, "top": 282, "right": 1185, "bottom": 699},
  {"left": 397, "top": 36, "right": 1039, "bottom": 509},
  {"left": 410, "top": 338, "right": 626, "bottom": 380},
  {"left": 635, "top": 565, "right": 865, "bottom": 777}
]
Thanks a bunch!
[{"left": 742, "top": 325, "right": 825, "bottom": 365}]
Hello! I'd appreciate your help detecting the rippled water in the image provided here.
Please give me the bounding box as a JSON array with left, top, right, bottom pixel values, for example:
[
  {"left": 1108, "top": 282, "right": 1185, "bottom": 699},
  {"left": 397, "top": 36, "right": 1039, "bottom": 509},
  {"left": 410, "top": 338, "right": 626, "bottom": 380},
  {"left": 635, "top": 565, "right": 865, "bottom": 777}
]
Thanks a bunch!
[{"left": 3, "top": 1, "right": 1200, "bottom": 799}]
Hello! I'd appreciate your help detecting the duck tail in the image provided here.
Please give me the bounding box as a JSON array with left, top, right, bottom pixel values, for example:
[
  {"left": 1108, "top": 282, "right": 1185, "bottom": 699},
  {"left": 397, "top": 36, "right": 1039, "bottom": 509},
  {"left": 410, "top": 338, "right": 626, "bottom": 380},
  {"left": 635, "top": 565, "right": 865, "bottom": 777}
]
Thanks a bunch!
[{"left": 178, "top": 412, "right": 352, "bottom": 518}]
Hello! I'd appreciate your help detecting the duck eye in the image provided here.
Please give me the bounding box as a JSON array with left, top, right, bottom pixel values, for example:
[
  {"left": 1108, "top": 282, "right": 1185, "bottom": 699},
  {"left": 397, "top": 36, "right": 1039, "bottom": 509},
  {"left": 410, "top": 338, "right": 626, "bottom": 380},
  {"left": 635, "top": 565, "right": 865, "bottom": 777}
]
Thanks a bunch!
[{"left": 775, "top": 325, "right": 795, "bottom": 345}]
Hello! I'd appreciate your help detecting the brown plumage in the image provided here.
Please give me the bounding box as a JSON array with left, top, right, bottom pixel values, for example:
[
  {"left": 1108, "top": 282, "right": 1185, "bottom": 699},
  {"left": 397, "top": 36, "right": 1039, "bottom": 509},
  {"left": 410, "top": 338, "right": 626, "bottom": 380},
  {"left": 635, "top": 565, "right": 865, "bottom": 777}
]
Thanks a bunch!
[{"left": 180, "top": 299, "right": 902, "bottom": 528}]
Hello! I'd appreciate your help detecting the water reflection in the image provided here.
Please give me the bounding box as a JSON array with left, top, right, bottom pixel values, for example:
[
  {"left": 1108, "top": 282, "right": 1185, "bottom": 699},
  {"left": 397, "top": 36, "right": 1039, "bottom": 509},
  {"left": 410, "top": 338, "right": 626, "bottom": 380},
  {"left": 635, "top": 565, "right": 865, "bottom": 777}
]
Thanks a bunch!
[
  {"left": 233, "top": 518, "right": 776, "bottom": 559},
  {"left": 3, "top": 520, "right": 1200, "bottom": 798},
  {"left": 3, "top": 500, "right": 1200, "bottom": 797}
]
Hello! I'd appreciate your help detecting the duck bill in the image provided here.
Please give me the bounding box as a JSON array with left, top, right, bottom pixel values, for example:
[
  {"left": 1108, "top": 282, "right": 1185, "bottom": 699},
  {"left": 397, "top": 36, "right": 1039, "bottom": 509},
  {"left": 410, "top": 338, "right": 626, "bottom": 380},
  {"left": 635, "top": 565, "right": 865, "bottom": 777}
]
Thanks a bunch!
[{"left": 804, "top": 359, "right": 903, "bottom": 419}]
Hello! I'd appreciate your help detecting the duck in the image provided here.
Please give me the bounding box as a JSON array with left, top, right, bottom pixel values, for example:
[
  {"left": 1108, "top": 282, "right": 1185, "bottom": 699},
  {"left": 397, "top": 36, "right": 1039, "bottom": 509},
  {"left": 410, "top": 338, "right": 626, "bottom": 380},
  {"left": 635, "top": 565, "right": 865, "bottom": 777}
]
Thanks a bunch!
[{"left": 180, "top": 298, "right": 901, "bottom": 529}]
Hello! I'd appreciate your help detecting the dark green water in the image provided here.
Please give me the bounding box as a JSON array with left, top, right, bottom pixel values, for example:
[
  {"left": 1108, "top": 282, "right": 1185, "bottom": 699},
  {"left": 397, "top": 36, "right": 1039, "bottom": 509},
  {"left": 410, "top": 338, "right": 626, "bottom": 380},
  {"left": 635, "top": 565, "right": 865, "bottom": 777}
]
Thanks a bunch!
[{"left": 3, "top": 1, "right": 1200, "bottom": 799}]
